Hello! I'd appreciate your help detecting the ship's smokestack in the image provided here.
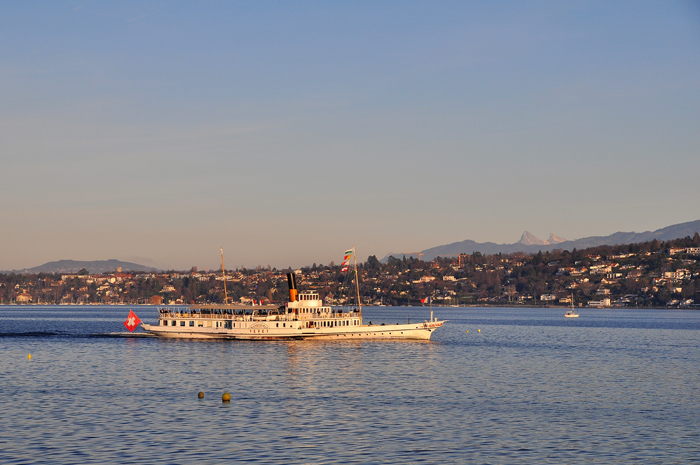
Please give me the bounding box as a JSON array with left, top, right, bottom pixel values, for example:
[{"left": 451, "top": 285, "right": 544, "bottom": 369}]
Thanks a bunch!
[{"left": 286, "top": 273, "right": 298, "bottom": 302}]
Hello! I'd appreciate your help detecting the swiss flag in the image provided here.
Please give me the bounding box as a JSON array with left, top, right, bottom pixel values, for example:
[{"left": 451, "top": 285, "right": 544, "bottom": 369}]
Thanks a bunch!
[{"left": 124, "top": 310, "right": 141, "bottom": 332}]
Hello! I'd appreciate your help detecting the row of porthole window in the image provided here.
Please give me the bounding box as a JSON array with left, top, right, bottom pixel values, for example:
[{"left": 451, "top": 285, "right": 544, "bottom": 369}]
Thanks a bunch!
[
  {"left": 163, "top": 320, "right": 196, "bottom": 327},
  {"left": 299, "top": 308, "right": 330, "bottom": 313},
  {"left": 164, "top": 320, "right": 232, "bottom": 328},
  {"left": 162, "top": 320, "right": 193, "bottom": 327},
  {"left": 320, "top": 320, "right": 357, "bottom": 327}
]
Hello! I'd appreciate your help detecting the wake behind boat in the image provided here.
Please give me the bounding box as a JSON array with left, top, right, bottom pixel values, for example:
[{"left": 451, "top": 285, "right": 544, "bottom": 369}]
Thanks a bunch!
[{"left": 140, "top": 247, "right": 446, "bottom": 340}]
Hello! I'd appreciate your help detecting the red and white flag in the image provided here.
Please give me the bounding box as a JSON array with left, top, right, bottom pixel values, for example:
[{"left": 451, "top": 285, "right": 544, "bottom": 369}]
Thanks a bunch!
[{"left": 124, "top": 310, "right": 141, "bottom": 332}]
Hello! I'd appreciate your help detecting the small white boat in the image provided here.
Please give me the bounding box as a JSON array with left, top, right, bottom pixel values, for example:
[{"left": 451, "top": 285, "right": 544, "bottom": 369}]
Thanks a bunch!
[{"left": 565, "top": 294, "right": 579, "bottom": 318}]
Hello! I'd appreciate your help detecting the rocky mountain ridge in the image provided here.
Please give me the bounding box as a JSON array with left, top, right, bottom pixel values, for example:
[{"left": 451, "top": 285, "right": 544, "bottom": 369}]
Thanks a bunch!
[
  {"left": 518, "top": 231, "right": 567, "bottom": 246},
  {"left": 384, "top": 219, "right": 700, "bottom": 262}
]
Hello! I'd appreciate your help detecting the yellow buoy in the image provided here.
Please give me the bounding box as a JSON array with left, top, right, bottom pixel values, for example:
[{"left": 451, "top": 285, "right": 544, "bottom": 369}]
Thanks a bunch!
[
  {"left": 478, "top": 329, "right": 481, "bottom": 333},
  {"left": 28, "top": 354, "right": 31, "bottom": 360},
  {"left": 198, "top": 391, "right": 204, "bottom": 399},
  {"left": 222, "top": 392, "right": 231, "bottom": 402},
  {"left": 466, "top": 330, "right": 469, "bottom": 333}
]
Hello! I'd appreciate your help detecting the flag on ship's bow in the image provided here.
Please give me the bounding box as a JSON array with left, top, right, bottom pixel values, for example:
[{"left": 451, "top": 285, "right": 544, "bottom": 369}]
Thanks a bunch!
[{"left": 124, "top": 310, "right": 141, "bottom": 332}]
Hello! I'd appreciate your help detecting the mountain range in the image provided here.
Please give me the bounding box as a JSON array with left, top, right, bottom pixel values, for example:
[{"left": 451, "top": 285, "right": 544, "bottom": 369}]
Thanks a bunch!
[
  {"left": 383, "top": 219, "right": 700, "bottom": 262},
  {"left": 8, "top": 259, "right": 159, "bottom": 274}
]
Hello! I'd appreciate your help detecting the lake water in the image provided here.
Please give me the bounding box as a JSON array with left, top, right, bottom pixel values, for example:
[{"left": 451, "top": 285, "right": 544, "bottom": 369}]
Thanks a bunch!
[{"left": 1, "top": 305, "right": 699, "bottom": 464}]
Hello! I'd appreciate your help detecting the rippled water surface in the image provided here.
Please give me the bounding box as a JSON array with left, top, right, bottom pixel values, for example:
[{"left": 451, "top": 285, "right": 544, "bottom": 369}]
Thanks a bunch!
[{"left": 2, "top": 305, "right": 699, "bottom": 464}]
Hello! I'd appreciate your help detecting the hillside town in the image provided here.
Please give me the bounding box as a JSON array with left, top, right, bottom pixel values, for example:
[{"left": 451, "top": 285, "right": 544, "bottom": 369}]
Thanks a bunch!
[{"left": 1, "top": 236, "right": 699, "bottom": 309}]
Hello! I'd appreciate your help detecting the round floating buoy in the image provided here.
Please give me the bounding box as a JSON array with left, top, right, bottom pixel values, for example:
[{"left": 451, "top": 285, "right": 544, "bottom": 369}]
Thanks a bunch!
[
  {"left": 28, "top": 354, "right": 31, "bottom": 360},
  {"left": 478, "top": 329, "right": 481, "bottom": 333},
  {"left": 198, "top": 391, "right": 204, "bottom": 399},
  {"left": 466, "top": 330, "right": 469, "bottom": 333},
  {"left": 222, "top": 392, "right": 231, "bottom": 402}
]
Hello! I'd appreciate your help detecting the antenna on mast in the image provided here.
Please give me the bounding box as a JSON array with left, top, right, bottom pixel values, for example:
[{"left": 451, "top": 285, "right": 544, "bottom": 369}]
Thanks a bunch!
[{"left": 221, "top": 248, "right": 228, "bottom": 304}]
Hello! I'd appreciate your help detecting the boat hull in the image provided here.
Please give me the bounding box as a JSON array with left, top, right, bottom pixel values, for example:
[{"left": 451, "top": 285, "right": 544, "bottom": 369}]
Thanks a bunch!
[{"left": 140, "top": 321, "right": 444, "bottom": 341}]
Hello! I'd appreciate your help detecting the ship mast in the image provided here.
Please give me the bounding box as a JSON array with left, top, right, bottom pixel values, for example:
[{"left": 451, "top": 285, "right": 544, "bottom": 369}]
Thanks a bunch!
[
  {"left": 221, "top": 248, "right": 228, "bottom": 304},
  {"left": 353, "top": 246, "right": 362, "bottom": 313}
]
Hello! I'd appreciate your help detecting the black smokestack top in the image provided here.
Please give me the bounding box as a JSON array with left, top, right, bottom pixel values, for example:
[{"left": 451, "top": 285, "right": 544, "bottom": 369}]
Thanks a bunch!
[{"left": 287, "top": 273, "right": 297, "bottom": 290}]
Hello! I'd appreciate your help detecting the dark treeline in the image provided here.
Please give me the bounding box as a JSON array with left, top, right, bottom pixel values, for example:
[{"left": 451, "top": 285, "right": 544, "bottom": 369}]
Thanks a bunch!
[{"left": 2, "top": 234, "right": 699, "bottom": 308}]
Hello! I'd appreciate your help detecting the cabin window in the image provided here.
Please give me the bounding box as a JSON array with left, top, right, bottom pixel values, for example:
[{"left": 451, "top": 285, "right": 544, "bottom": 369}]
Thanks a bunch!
[
  {"left": 283, "top": 323, "right": 286, "bottom": 327},
  {"left": 180, "top": 321, "right": 185, "bottom": 326},
  {"left": 276, "top": 323, "right": 279, "bottom": 327},
  {"left": 189, "top": 321, "right": 194, "bottom": 327},
  {"left": 171, "top": 320, "right": 176, "bottom": 326}
]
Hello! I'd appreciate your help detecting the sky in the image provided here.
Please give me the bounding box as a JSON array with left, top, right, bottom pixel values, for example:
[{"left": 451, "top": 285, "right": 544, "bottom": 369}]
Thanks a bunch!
[{"left": 1, "top": 1, "right": 699, "bottom": 271}]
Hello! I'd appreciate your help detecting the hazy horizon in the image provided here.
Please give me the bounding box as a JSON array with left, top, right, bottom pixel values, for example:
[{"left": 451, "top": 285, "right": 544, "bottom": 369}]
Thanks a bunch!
[{"left": 2, "top": 2, "right": 699, "bottom": 271}]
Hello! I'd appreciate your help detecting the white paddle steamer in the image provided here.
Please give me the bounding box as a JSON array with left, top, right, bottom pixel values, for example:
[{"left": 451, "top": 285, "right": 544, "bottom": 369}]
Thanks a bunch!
[{"left": 140, "top": 248, "right": 445, "bottom": 340}]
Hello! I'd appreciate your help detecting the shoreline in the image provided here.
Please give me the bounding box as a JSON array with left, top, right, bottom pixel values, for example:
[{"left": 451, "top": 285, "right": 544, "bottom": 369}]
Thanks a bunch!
[{"left": 0, "top": 303, "right": 697, "bottom": 310}]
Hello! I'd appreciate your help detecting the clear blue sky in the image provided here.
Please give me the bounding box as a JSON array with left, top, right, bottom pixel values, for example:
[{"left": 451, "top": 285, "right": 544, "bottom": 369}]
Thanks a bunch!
[{"left": 2, "top": 1, "right": 699, "bottom": 270}]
